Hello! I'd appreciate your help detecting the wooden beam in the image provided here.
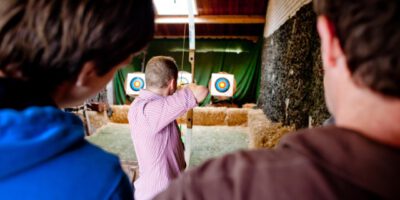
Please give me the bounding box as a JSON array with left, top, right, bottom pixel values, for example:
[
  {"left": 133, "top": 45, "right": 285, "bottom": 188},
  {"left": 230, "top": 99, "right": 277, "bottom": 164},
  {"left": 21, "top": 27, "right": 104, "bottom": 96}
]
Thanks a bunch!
[
  {"left": 156, "top": 15, "right": 265, "bottom": 24},
  {"left": 154, "top": 35, "right": 259, "bottom": 42}
]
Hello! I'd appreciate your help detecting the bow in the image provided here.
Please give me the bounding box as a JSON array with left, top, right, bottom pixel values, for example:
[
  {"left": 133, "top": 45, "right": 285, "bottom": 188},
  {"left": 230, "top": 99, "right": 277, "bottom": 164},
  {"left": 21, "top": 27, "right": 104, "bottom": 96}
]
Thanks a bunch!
[{"left": 184, "top": 0, "right": 196, "bottom": 167}]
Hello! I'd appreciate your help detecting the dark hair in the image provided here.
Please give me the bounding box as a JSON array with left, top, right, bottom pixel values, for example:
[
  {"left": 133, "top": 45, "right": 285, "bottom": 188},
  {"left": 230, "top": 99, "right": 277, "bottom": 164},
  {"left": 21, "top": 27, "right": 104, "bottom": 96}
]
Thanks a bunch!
[
  {"left": 0, "top": 0, "right": 154, "bottom": 92},
  {"left": 314, "top": 0, "right": 400, "bottom": 98},
  {"left": 145, "top": 56, "right": 178, "bottom": 88}
]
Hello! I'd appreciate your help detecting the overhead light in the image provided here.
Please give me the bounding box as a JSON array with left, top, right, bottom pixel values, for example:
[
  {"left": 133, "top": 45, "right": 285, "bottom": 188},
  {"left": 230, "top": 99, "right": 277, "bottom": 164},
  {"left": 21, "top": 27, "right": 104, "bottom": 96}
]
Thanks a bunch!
[{"left": 154, "top": 0, "right": 198, "bottom": 16}]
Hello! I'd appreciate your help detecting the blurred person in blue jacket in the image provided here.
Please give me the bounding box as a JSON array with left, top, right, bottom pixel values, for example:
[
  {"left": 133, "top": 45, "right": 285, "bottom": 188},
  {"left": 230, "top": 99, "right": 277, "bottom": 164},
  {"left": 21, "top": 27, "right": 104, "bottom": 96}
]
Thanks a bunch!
[{"left": 0, "top": 0, "right": 154, "bottom": 199}]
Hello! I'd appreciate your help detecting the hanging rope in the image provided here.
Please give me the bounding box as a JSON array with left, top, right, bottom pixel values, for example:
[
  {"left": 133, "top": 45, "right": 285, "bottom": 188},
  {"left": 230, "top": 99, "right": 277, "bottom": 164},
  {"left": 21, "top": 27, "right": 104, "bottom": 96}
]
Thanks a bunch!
[
  {"left": 141, "top": 51, "right": 147, "bottom": 73},
  {"left": 180, "top": 23, "right": 187, "bottom": 71},
  {"left": 179, "top": 23, "right": 187, "bottom": 134}
]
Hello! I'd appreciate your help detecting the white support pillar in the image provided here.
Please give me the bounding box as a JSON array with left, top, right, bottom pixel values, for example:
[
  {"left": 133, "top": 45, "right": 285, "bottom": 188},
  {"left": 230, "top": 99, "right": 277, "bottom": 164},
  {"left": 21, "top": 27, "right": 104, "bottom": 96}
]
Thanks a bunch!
[{"left": 106, "top": 80, "right": 114, "bottom": 105}]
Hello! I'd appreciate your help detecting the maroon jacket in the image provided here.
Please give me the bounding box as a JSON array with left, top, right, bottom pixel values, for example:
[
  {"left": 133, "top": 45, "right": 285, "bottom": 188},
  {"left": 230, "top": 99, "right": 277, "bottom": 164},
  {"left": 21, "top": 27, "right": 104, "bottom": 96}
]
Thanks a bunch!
[{"left": 155, "top": 127, "right": 400, "bottom": 200}]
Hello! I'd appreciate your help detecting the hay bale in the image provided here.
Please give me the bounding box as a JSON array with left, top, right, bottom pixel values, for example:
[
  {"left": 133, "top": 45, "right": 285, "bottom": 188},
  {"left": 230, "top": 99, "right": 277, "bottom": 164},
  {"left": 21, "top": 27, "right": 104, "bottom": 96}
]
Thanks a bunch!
[
  {"left": 178, "top": 107, "right": 227, "bottom": 126},
  {"left": 176, "top": 112, "right": 187, "bottom": 124},
  {"left": 179, "top": 107, "right": 251, "bottom": 126},
  {"left": 248, "top": 109, "right": 270, "bottom": 148},
  {"left": 248, "top": 109, "right": 269, "bottom": 126},
  {"left": 87, "top": 111, "right": 109, "bottom": 131},
  {"left": 242, "top": 103, "right": 257, "bottom": 109},
  {"left": 109, "top": 105, "right": 130, "bottom": 123},
  {"left": 251, "top": 123, "right": 295, "bottom": 149},
  {"left": 70, "top": 109, "right": 108, "bottom": 135},
  {"left": 264, "top": 124, "right": 294, "bottom": 148},
  {"left": 248, "top": 109, "right": 295, "bottom": 149},
  {"left": 225, "top": 108, "right": 249, "bottom": 126},
  {"left": 109, "top": 106, "right": 227, "bottom": 126},
  {"left": 193, "top": 107, "right": 226, "bottom": 126}
]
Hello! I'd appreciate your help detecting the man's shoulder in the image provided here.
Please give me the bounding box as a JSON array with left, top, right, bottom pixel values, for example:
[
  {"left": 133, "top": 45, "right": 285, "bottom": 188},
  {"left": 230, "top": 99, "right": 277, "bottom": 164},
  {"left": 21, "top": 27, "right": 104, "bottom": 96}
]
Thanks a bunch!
[
  {"left": 128, "top": 97, "right": 148, "bottom": 117},
  {"left": 178, "top": 127, "right": 350, "bottom": 184},
  {"left": 156, "top": 144, "right": 328, "bottom": 200},
  {"left": 279, "top": 126, "right": 375, "bottom": 163},
  {"left": 161, "top": 126, "right": 400, "bottom": 199},
  {"left": 189, "top": 128, "right": 331, "bottom": 177},
  {"left": 50, "top": 141, "right": 129, "bottom": 198},
  {"left": 50, "top": 140, "right": 126, "bottom": 185},
  {"left": 156, "top": 126, "right": 389, "bottom": 200},
  {"left": 0, "top": 140, "right": 129, "bottom": 199}
]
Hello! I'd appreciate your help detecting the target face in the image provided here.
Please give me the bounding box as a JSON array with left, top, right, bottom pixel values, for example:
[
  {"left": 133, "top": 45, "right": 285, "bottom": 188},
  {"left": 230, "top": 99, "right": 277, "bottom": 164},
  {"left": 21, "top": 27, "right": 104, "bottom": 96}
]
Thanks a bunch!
[
  {"left": 178, "top": 71, "right": 193, "bottom": 86},
  {"left": 215, "top": 78, "right": 230, "bottom": 93},
  {"left": 125, "top": 73, "right": 146, "bottom": 96},
  {"left": 210, "top": 73, "right": 235, "bottom": 97},
  {"left": 130, "top": 77, "right": 145, "bottom": 91},
  {"left": 179, "top": 77, "right": 190, "bottom": 85}
]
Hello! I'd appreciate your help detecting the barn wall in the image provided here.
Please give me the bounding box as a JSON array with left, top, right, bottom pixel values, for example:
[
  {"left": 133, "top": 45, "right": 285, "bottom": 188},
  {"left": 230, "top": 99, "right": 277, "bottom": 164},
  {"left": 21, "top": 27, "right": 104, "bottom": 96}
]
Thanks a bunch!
[{"left": 258, "top": 2, "right": 330, "bottom": 128}]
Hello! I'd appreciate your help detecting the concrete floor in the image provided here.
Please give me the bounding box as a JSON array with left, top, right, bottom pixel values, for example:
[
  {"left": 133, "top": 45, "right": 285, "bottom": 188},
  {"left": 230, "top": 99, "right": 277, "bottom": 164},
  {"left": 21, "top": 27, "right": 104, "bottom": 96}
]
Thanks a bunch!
[{"left": 87, "top": 123, "right": 249, "bottom": 167}]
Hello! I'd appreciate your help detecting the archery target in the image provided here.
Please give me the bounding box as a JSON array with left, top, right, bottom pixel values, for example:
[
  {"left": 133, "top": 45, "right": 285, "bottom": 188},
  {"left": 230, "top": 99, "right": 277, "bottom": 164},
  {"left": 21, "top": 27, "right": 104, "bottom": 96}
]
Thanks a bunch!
[
  {"left": 178, "top": 71, "right": 192, "bottom": 86},
  {"left": 130, "top": 77, "right": 145, "bottom": 91},
  {"left": 210, "top": 73, "right": 234, "bottom": 97},
  {"left": 125, "top": 73, "right": 146, "bottom": 96},
  {"left": 215, "top": 78, "right": 230, "bottom": 93}
]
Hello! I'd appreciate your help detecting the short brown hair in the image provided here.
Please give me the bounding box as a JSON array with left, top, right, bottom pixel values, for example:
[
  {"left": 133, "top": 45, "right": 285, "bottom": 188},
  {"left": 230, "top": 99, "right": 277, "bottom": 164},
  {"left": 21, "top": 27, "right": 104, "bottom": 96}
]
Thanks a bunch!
[
  {"left": 0, "top": 0, "right": 154, "bottom": 92},
  {"left": 145, "top": 56, "right": 178, "bottom": 88},
  {"left": 314, "top": 0, "right": 400, "bottom": 98}
]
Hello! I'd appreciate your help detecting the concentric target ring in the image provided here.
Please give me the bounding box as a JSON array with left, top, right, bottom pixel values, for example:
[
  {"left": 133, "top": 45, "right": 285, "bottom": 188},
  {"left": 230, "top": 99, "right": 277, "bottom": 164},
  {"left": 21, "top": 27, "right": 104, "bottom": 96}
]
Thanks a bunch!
[
  {"left": 179, "top": 77, "right": 190, "bottom": 85},
  {"left": 215, "top": 77, "right": 230, "bottom": 93},
  {"left": 130, "top": 77, "right": 145, "bottom": 91}
]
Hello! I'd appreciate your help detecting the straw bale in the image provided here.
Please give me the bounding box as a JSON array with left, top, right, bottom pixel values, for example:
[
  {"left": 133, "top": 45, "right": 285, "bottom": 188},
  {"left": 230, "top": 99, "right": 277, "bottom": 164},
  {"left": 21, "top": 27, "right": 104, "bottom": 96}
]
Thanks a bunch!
[
  {"left": 109, "top": 105, "right": 130, "bottom": 123},
  {"left": 248, "top": 109, "right": 270, "bottom": 126},
  {"left": 176, "top": 112, "right": 187, "bottom": 124},
  {"left": 193, "top": 107, "right": 226, "bottom": 126},
  {"left": 248, "top": 109, "right": 295, "bottom": 149},
  {"left": 225, "top": 108, "right": 249, "bottom": 126},
  {"left": 265, "top": 124, "right": 295, "bottom": 148},
  {"left": 242, "top": 103, "right": 257, "bottom": 109},
  {"left": 70, "top": 109, "right": 109, "bottom": 135},
  {"left": 87, "top": 111, "right": 109, "bottom": 131}
]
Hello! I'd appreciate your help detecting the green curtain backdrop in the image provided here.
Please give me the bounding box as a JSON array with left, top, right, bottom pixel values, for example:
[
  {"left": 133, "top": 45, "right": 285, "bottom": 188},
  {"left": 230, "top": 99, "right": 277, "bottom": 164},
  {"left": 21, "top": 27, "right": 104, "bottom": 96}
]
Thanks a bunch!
[{"left": 114, "top": 39, "right": 262, "bottom": 106}]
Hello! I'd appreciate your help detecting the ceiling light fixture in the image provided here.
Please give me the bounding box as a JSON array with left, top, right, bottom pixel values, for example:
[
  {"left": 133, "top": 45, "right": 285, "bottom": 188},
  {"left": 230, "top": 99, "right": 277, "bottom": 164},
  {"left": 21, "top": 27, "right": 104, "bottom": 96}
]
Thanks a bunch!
[{"left": 153, "top": 0, "right": 198, "bottom": 16}]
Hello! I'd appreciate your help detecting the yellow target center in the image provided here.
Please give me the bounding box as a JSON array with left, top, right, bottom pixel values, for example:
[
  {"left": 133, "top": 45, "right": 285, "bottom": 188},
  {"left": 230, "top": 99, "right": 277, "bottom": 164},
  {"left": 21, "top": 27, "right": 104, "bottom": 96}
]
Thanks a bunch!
[
  {"left": 134, "top": 81, "right": 141, "bottom": 87},
  {"left": 219, "top": 82, "right": 226, "bottom": 88}
]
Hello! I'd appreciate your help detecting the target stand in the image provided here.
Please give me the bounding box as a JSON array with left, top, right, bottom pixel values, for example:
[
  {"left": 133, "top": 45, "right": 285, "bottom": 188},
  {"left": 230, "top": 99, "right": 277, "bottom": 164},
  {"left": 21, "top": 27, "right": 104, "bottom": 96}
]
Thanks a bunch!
[{"left": 125, "top": 73, "right": 146, "bottom": 96}]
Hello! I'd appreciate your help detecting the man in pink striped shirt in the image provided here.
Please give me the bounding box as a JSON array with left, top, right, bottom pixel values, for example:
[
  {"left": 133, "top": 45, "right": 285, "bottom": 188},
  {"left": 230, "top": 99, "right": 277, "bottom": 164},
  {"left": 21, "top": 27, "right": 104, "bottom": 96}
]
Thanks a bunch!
[{"left": 128, "top": 56, "right": 208, "bottom": 200}]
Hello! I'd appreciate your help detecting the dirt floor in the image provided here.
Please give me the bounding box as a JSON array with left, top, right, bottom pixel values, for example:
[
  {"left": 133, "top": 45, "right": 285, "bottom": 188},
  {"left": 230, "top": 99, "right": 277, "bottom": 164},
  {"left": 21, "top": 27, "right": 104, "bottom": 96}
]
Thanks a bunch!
[{"left": 86, "top": 123, "right": 249, "bottom": 167}]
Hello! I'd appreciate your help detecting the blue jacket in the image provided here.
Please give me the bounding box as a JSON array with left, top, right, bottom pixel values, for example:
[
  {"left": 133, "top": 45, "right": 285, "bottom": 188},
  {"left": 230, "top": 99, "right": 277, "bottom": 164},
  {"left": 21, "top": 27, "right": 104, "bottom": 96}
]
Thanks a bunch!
[
  {"left": 0, "top": 79, "right": 132, "bottom": 199},
  {"left": 0, "top": 107, "right": 132, "bottom": 199}
]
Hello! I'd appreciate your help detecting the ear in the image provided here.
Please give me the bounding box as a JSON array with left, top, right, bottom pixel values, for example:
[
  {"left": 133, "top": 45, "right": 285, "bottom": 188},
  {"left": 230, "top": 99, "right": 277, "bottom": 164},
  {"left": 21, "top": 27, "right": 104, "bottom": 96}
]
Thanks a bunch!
[
  {"left": 317, "top": 16, "right": 345, "bottom": 70},
  {"left": 169, "top": 78, "right": 176, "bottom": 88},
  {"left": 76, "top": 61, "right": 98, "bottom": 87}
]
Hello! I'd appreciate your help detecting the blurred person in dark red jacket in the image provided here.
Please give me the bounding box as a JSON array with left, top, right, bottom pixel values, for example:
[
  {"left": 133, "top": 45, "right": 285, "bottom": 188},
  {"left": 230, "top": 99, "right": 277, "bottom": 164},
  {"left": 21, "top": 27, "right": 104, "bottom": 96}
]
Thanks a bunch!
[{"left": 156, "top": 0, "right": 400, "bottom": 199}]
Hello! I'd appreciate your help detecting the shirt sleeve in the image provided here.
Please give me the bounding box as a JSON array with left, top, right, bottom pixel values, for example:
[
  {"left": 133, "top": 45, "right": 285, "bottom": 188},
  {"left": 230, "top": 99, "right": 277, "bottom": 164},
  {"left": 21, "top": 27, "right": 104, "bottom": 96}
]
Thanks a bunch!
[{"left": 144, "top": 87, "right": 197, "bottom": 133}]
